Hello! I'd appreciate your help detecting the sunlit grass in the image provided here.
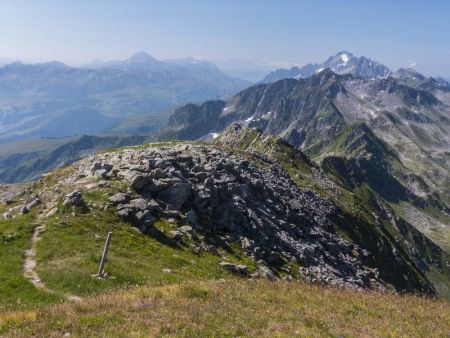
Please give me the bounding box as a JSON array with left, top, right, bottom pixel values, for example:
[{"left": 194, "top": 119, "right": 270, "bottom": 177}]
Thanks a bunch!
[{"left": 3, "top": 279, "right": 450, "bottom": 337}]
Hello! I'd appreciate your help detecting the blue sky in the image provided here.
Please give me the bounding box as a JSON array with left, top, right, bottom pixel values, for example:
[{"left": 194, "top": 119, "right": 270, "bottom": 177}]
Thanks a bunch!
[{"left": 0, "top": 0, "right": 449, "bottom": 77}]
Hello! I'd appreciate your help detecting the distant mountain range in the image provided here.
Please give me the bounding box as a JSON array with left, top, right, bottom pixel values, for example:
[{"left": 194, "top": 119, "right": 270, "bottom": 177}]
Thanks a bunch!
[
  {"left": 261, "top": 51, "right": 392, "bottom": 83},
  {"left": 157, "top": 64, "right": 450, "bottom": 259},
  {"left": 0, "top": 52, "right": 250, "bottom": 144},
  {"left": 3, "top": 51, "right": 450, "bottom": 212}
]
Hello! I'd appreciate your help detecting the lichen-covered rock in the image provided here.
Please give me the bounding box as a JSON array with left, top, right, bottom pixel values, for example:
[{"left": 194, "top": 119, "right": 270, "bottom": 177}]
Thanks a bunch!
[
  {"left": 125, "top": 172, "right": 153, "bottom": 191},
  {"left": 63, "top": 191, "right": 88, "bottom": 211},
  {"left": 25, "top": 196, "right": 41, "bottom": 210}
]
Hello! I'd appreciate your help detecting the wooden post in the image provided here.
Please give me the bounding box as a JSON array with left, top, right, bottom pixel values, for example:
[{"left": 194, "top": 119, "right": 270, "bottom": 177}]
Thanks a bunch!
[{"left": 97, "top": 232, "right": 112, "bottom": 277}]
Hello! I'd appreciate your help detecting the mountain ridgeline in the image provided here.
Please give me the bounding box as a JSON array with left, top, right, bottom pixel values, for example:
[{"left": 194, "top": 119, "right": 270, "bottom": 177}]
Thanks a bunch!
[
  {"left": 159, "top": 68, "right": 450, "bottom": 205},
  {"left": 0, "top": 52, "right": 250, "bottom": 144},
  {"left": 261, "top": 51, "right": 392, "bottom": 83},
  {"left": 157, "top": 65, "right": 450, "bottom": 291}
]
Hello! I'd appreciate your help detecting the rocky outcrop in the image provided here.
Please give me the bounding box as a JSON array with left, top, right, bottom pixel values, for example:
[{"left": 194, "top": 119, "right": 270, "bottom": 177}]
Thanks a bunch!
[
  {"left": 220, "top": 262, "right": 249, "bottom": 276},
  {"left": 62, "top": 191, "right": 88, "bottom": 212},
  {"left": 74, "top": 143, "right": 382, "bottom": 290}
]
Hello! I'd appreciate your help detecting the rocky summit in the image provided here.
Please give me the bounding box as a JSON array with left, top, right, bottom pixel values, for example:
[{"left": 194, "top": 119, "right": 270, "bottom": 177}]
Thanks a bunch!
[{"left": 72, "top": 142, "right": 381, "bottom": 289}]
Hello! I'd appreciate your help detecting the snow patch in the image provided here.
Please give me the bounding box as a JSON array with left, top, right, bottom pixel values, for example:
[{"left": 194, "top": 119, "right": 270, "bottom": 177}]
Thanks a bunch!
[
  {"left": 341, "top": 53, "right": 350, "bottom": 64},
  {"left": 262, "top": 111, "right": 272, "bottom": 119},
  {"left": 210, "top": 132, "right": 220, "bottom": 139}
]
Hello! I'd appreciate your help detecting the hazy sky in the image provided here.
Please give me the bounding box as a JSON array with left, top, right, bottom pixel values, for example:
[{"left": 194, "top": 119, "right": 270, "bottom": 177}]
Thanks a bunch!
[{"left": 0, "top": 0, "right": 449, "bottom": 76}]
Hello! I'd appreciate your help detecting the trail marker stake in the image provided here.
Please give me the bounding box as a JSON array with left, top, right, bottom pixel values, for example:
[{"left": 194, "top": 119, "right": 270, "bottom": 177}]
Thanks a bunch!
[{"left": 97, "top": 232, "right": 112, "bottom": 277}]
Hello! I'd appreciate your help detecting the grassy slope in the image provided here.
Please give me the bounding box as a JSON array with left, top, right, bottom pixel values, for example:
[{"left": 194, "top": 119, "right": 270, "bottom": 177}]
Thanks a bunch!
[
  {"left": 390, "top": 201, "right": 450, "bottom": 254},
  {"left": 0, "top": 213, "right": 61, "bottom": 312},
  {"left": 36, "top": 191, "right": 256, "bottom": 297},
  {"left": 2, "top": 280, "right": 450, "bottom": 337}
]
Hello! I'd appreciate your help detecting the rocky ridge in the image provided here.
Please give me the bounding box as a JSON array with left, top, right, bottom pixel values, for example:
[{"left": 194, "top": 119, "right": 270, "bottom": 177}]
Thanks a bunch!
[
  {"left": 67, "top": 142, "right": 382, "bottom": 289},
  {"left": 3, "top": 125, "right": 448, "bottom": 295}
]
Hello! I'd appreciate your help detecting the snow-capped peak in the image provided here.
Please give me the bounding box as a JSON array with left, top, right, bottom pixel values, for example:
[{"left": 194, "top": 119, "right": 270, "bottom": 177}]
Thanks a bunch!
[{"left": 340, "top": 53, "right": 350, "bottom": 64}]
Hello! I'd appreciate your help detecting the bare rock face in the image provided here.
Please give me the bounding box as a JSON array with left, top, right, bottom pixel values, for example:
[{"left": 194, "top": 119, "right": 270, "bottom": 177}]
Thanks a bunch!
[{"left": 74, "top": 143, "right": 383, "bottom": 290}]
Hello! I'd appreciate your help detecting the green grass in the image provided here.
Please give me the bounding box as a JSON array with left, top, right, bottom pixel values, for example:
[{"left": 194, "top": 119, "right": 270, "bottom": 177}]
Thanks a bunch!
[
  {"left": 3, "top": 279, "right": 450, "bottom": 337},
  {"left": 0, "top": 136, "right": 449, "bottom": 336},
  {"left": 390, "top": 201, "right": 450, "bottom": 254},
  {"left": 35, "top": 187, "right": 255, "bottom": 297},
  {"left": 0, "top": 213, "right": 60, "bottom": 312},
  {"left": 423, "top": 204, "right": 450, "bottom": 225},
  {"left": 235, "top": 128, "right": 261, "bottom": 150}
]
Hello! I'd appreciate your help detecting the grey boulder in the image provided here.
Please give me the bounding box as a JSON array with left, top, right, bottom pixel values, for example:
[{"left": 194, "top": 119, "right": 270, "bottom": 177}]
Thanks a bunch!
[{"left": 156, "top": 182, "right": 191, "bottom": 209}]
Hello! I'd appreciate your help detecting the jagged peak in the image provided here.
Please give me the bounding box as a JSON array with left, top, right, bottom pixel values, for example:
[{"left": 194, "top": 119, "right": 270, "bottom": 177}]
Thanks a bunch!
[
  {"left": 313, "top": 67, "right": 353, "bottom": 81},
  {"left": 331, "top": 51, "right": 355, "bottom": 62},
  {"left": 335, "top": 50, "right": 354, "bottom": 57},
  {"left": 315, "top": 67, "right": 335, "bottom": 76},
  {"left": 261, "top": 51, "right": 391, "bottom": 83}
]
